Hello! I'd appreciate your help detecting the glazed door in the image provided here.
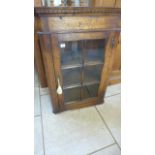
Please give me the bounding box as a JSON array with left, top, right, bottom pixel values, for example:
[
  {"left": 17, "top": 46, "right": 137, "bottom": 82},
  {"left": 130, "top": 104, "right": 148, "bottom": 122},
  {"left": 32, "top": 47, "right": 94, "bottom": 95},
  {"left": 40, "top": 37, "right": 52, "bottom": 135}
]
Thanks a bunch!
[{"left": 51, "top": 31, "right": 119, "bottom": 111}]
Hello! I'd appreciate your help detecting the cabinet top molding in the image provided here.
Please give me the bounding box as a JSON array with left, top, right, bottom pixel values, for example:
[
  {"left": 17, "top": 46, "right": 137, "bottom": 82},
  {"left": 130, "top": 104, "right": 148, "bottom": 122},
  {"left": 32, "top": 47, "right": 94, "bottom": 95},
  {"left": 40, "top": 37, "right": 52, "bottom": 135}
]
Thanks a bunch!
[{"left": 34, "top": 7, "right": 121, "bottom": 17}]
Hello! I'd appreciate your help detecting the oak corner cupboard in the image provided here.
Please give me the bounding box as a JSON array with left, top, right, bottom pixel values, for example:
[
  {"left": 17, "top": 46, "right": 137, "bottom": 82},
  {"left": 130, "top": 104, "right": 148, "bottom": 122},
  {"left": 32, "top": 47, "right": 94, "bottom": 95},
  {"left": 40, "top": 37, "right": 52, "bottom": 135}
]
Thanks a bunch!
[{"left": 34, "top": 7, "right": 121, "bottom": 113}]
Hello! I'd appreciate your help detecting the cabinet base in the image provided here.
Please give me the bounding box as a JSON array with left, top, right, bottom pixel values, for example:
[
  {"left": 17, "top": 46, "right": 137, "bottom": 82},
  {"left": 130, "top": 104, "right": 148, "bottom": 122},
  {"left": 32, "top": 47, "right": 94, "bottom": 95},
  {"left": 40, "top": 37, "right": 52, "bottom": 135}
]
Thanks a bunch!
[{"left": 52, "top": 97, "right": 104, "bottom": 113}]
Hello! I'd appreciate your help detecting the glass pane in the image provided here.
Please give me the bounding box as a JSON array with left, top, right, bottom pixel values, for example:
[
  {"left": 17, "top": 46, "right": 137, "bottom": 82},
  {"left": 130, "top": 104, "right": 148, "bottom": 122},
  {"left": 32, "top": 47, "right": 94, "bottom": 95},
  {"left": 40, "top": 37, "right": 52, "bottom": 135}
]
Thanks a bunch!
[
  {"left": 86, "top": 84, "right": 99, "bottom": 97},
  {"left": 84, "top": 39, "right": 105, "bottom": 64},
  {"left": 64, "top": 87, "right": 81, "bottom": 103},
  {"left": 60, "top": 41, "right": 82, "bottom": 68},
  {"left": 82, "top": 86, "right": 90, "bottom": 99},
  {"left": 64, "top": 84, "right": 99, "bottom": 103},
  {"left": 82, "top": 84, "right": 99, "bottom": 99},
  {"left": 62, "top": 68, "right": 81, "bottom": 88},
  {"left": 84, "top": 65, "right": 102, "bottom": 84}
]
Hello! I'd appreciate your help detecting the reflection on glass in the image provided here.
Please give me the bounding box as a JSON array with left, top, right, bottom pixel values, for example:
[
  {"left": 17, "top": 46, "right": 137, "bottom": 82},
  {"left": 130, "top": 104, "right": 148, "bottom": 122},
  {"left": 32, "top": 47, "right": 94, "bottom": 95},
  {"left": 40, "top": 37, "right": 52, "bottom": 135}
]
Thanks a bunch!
[
  {"left": 61, "top": 41, "right": 82, "bottom": 68},
  {"left": 85, "top": 39, "right": 105, "bottom": 64}
]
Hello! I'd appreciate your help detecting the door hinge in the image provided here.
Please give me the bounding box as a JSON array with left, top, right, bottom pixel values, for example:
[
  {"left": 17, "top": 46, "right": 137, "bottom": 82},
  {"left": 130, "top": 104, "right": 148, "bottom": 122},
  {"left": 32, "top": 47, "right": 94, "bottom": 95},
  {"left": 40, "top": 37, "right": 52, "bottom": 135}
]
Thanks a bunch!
[{"left": 111, "top": 38, "right": 115, "bottom": 48}]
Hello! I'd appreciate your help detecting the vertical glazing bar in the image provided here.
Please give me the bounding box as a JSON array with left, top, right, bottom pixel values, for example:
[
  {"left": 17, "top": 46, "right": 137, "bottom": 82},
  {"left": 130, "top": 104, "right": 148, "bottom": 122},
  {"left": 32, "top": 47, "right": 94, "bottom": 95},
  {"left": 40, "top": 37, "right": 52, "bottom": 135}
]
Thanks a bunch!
[{"left": 80, "top": 41, "right": 86, "bottom": 100}]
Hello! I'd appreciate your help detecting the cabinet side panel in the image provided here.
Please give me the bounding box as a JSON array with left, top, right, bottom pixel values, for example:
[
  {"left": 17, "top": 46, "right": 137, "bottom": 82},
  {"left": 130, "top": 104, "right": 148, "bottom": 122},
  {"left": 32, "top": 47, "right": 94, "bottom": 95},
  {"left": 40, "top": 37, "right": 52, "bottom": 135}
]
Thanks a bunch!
[
  {"left": 34, "top": 17, "right": 47, "bottom": 87},
  {"left": 39, "top": 34, "right": 60, "bottom": 113},
  {"left": 113, "top": 34, "right": 121, "bottom": 70}
]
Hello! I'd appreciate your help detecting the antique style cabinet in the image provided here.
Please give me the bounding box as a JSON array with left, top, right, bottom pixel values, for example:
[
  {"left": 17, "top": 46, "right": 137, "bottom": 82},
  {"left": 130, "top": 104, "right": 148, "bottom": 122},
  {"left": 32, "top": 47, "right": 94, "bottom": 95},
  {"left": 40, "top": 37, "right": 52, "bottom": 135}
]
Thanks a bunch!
[{"left": 35, "top": 7, "right": 121, "bottom": 113}]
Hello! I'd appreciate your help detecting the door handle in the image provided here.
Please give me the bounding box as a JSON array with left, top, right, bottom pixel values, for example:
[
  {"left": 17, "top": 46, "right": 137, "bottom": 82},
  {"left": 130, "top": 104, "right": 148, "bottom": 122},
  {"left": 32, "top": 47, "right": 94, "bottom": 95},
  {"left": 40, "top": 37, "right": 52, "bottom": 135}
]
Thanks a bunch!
[{"left": 57, "top": 78, "right": 62, "bottom": 95}]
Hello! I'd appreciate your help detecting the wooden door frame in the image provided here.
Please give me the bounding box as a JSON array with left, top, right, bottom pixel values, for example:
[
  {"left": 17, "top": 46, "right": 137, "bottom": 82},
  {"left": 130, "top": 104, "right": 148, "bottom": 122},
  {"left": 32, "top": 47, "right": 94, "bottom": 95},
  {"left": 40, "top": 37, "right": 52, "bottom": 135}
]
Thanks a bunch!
[{"left": 38, "top": 30, "right": 119, "bottom": 113}]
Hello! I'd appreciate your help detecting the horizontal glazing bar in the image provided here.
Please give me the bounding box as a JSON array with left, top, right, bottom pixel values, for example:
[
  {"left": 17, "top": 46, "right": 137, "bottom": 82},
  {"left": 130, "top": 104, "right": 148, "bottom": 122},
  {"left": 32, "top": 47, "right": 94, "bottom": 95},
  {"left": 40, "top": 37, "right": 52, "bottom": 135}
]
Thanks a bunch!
[
  {"left": 61, "top": 61, "right": 103, "bottom": 70},
  {"left": 63, "top": 81, "right": 100, "bottom": 90}
]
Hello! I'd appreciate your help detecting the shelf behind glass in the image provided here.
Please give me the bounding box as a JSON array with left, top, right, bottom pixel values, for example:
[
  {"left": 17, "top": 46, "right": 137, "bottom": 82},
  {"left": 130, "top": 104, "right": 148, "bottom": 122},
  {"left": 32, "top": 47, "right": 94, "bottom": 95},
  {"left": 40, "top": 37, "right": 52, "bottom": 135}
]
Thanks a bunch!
[
  {"left": 64, "top": 84, "right": 99, "bottom": 104},
  {"left": 62, "top": 65, "right": 102, "bottom": 89}
]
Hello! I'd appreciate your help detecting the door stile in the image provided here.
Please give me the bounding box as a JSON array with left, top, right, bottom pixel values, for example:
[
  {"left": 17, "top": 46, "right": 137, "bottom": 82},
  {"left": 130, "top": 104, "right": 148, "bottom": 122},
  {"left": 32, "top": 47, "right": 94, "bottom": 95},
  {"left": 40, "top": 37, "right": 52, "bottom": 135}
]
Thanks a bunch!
[
  {"left": 98, "top": 32, "right": 120, "bottom": 100},
  {"left": 51, "top": 35, "right": 65, "bottom": 111}
]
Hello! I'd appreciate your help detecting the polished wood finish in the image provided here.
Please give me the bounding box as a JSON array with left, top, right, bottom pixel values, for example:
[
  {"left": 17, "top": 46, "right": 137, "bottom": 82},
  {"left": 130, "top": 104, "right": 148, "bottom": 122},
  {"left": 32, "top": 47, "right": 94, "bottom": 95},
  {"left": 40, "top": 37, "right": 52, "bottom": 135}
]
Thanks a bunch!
[{"left": 35, "top": 7, "right": 121, "bottom": 113}]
